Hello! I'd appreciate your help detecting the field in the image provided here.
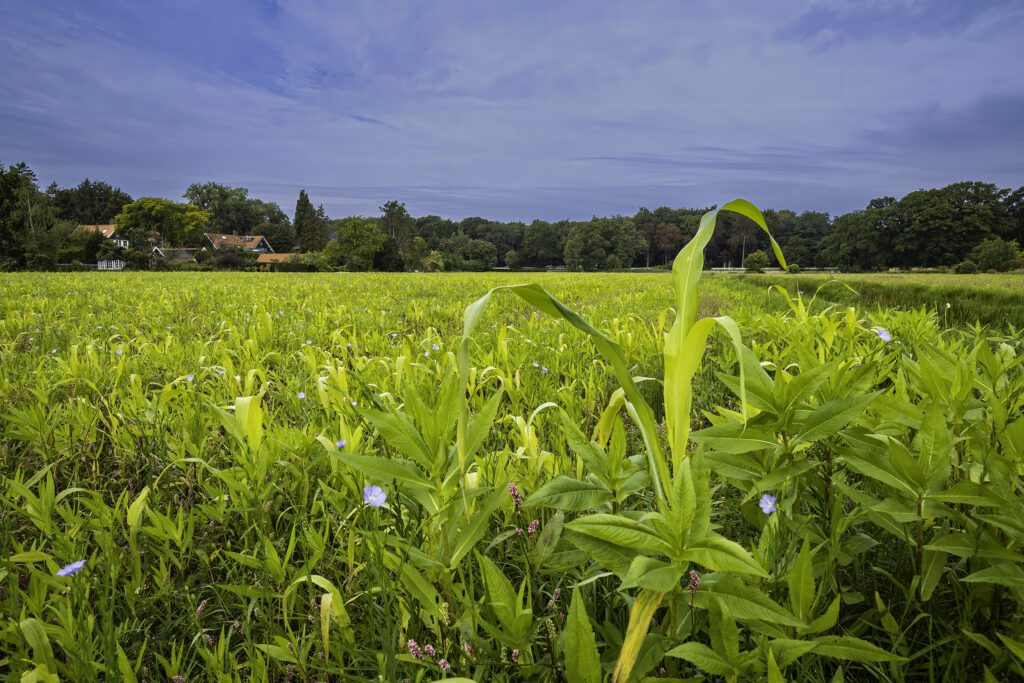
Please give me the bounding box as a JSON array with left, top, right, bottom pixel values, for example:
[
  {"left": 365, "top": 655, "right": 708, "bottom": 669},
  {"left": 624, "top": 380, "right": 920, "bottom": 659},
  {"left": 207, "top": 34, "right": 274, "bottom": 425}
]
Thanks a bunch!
[
  {"left": 746, "top": 272, "right": 1024, "bottom": 329},
  {"left": 2, "top": 256, "right": 1024, "bottom": 681}
]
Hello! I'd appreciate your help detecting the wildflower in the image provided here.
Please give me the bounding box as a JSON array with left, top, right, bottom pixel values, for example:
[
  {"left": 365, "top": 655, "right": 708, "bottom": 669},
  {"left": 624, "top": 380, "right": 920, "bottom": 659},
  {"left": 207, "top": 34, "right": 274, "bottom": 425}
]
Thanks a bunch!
[
  {"left": 203, "top": 633, "right": 215, "bottom": 648},
  {"left": 305, "top": 340, "right": 312, "bottom": 345},
  {"left": 351, "top": 400, "right": 358, "bottom": 407},
  {"left": 509, "top": 482, "right": 523, "bottom": 513},
  {"left": 297, "top": 392, "right": 306, "bottom": 400},
  {"left": 171, "top": 676, "right": 186, "bottom": 683},
  {"left": 50, "top": 348, "right": 56, "bottom": 354},
  {"left": 463, "top": 641, "right": 474, "bottom": 656},
  {"left": 873, "top": 328, "right": 892, "bottom": 342},
  {"left": 528, "top": 519, "right": 540, "bottom": 534},
  {"left": 424, "top": 351, "right": 430, "bottom": 357},
  {"left": 759, "top": 493, "right": 777, "bottom": 514},
  {"left": 515, "top": 527, "right": 523, "bottom": 535},
  {"left": 423, "top": 643, "right": 436, "bottom": 657},
  {"left": 407, "top": 639, "right": 422, "bottom": 660},
  {"left": 187, "top": 374, "right": 194, "bottom": 382},
  {"left": 115, "top": 349, "right": 124, "bottom": 355},
  {"left": 946, "top": 302, "right": 951, "bottom": 309},
  {"left": 511, "top": 649, "right": 520, "bottom": 664},
  {"left": 336, "top": 439, "right": 347, "bottom": 449},
  {"left": 688, "top": 569, "right": 700, "bottom": 595},
  {"left": 56, "top": 559, "right": 86, "bottom": 576},
  {"left": 216, "top": 369, "right": 225, "bottom": 376},
  {"left": 431, "top": 343, "right": 440, "bottom": 351},
  {"left": 363, "top": 485, "right": 386, "bottom": 507},
  {"left": 547, "top": 587, "right": 561, "bottom": 611},
  {"left": 437, "top": 659, "right": 450, "bottom": 671},
  {"left": 532, "top": 362, "right": 539, "bottom": 368},
  {"left": 541, "top": 366, "right": 549, "bottom": 374},
  {"left": 347, "top": 342, "right": 352, "bottom": 349}
]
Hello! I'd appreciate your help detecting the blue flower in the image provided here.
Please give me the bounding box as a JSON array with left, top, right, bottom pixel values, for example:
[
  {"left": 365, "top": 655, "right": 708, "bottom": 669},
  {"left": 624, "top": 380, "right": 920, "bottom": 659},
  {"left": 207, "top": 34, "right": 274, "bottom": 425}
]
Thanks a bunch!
[
  {"left": 115, "top": 349, "right": 124, "bottom": 355},
  {"left": 759, "top": 494, "right": 777, "bottom": 515},
  {"left": 305, "top": 340, "right": 313, "bottom": 346},
  {"left": 297, "top": 392, "right": 306, "bottom": 400},
  {"left": 363, "top": 485, "right": 386, "bottom": 507},
  {"left": 873, "top": 328, "right": 892, "bottom": 342},
  {"left": 431, "top": 343, "right": 440, "bottom": 351},
  {"left": 336, "top": 439, "right": 347, "bottom": 449},
  {"left": 186, "top": 374, "right": 195, "bottom": 382},
  {"left": 56, "top": 559, "right": 86, "bottom": 576}
]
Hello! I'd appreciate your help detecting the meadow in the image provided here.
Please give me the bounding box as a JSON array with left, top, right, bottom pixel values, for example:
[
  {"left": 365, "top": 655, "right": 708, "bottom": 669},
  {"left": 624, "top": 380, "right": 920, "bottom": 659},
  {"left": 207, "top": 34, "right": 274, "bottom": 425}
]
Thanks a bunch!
[
  {"left": 2, "top": 205, "right": 1024, "bottom": 682},
  {"left": 748, "top": 272, "right": 1024, "bottom": 329}
]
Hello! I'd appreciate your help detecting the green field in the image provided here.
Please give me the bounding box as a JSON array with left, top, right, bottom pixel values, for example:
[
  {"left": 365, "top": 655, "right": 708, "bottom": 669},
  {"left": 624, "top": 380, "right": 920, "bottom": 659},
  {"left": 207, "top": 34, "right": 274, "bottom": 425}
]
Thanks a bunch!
[
  {"left": 2, "top": 267, "right": 1024, "bottom": 682},
  {"left": 745, "top": 272, "right": 1024, "bottom": 328}
]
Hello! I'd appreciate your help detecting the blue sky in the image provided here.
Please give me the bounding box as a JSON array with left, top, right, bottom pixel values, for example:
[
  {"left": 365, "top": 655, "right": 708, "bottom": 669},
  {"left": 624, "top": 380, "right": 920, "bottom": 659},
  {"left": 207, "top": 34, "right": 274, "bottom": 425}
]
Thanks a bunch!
[{"left": 1, "top": 0, "right": 1022, "bottom": 221}]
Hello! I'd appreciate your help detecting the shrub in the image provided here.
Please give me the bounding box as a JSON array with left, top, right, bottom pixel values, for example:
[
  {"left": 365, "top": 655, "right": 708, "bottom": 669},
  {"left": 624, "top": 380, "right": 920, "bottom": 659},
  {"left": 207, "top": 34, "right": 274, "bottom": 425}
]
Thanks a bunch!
[
  {"left": 743, "top": 249, "right": 770, "bottom": 272},
  {"left": 788, "top": 263, "right": 801, "bottom": 274},
  {"left": 969, "top": 236, "right": 1021, "bottom": 272},
  {"left": 953, "top": 260, "right": 977, "bottom": 274}
]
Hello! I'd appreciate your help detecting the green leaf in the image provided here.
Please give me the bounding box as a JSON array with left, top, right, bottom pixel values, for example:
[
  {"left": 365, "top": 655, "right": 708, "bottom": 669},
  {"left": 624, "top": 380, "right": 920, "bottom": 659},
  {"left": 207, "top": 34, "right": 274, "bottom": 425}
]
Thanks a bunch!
[
  {"left": 792, "top": 394, "right": 877, "bottom": 446},
  {"left": 963, "top": 564, "right": 1024, "bottom": 589},
  {"left": 449, "top": 485, "right": 506, "bottom": 569},
  {"left": 694, "top": 574, "right": 803, "bottom": 627},
  {"left": 787, "top": 539, "right": 815, "bottom": 622},
  {"left": 526, "top": 477, "right": 613, "bottom": 511},
  {"left": 8, "top": 551, "right": 51, "bottom": 563},
  {"left": 234, "top": 395, "right": 264, "bottom": 453},
  {"left": 665, "top": 642, "right": 736, "bottom": 676},
  {"left": 562, "top": 587, "right": 603, "bottom": 683},
  {"left": 566, "top": 514, "right": 672, "bottom": 556},
  {"left": 19, "top": 618, "right": 57, "bottom": 673},
  {"left": 812, "top": 635, "right": 907, "bottom": 663},
  {"left": 997, "top": 633, "right": 1024, "bottom": 662},
  {"left": 360, "top": 407, "right": 433, "bottom": 470},
  {"left": 709, "top": 598, "right": 740, "bottom": 662},
  {"left": 621, "top": 556, "right": 685, "bottom": 592},
  {"left": 532, "top": 511, "right": 565, "bottom": 568},
  {"left": 683, "top": 535, "right": 768, "bottom": 577}
]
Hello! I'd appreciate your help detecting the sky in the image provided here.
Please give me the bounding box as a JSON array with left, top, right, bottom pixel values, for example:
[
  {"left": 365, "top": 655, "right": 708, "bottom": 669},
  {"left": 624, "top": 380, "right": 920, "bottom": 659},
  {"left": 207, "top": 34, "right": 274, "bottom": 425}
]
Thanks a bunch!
[{"left": 1, "top": 0, "right": 1022, "bottom": 221}]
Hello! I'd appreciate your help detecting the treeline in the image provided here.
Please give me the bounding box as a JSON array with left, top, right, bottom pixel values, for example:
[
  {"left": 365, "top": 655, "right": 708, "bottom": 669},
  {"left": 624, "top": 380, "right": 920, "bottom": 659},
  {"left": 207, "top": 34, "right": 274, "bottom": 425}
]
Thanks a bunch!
[{"left": 2, "top": 160, "right": 1022, "bottom": 272}]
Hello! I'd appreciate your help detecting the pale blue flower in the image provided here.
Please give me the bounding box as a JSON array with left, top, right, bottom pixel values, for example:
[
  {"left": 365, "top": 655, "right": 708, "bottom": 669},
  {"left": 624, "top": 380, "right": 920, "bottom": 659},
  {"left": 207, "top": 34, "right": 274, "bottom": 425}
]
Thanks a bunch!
[
  {"left": 186, "top": 374, "right": 194, "bottom": 382},
  {"left": 305, "top": 340, "right": 312, "bottom": 346},
  {"left": 431, "top": 344, "right": 440, "bottom": 351},
  {"left": 56, "top": 559, "right": 86, "bottom": 576},
  {"left": 297, "top": 392, "right": 306, "bottom": 400},
  {"left": 873, "top": 328, "right": 892, "bottom": 342},
  {"left": 759, "top": 494, "right": 777, "bottom": 514},
  {"left": 336, "top": 439, "right": 347, "bottom": 448},
  {"left": 115, "top": 349, "right": 123, "bottom": 355},
  {"left": 363, "top": 485, "right": 386, "bottom": 507}
]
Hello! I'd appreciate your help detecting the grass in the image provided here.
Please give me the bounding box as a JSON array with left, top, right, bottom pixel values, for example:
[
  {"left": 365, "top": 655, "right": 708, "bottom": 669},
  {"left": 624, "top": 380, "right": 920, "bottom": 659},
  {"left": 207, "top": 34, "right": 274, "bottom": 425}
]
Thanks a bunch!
[{"left": 739, "top": 272, "right": 1024, "bottom": 328}]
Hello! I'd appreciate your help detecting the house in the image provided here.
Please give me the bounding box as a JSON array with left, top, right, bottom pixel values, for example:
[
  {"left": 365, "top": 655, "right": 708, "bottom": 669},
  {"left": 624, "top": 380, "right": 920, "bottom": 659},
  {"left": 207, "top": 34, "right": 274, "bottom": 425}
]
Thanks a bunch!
[
  {"left": 152, "top": 246, "right": 200, "bottom": 263},
  {"left": 205, "top": 233, "right": 274, "bottom": 253},
  {"left": 255, "top": 253, "right": 301, "bottom": 265},
  {"left": 79, "top": 224, "right": 130, "bottom": 249},
  {"left": 97, "top": 252, "right": 126, "bottom": 271}
]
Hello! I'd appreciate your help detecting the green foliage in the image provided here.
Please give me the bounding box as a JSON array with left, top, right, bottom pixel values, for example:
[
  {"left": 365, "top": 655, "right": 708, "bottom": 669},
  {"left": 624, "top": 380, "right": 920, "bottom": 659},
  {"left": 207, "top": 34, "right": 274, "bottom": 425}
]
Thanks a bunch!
[
  {"left": 3, "top": 207, "right": 1024, "bottom": 682},
  {"left": 115, "top": 197, "right": 210, "bottom": 248},
  {"left": 970, "top": 236, "right": 1022, "bottom": 272},
  {"left": 294, "top": 190, "right": 329, "bottom": 253},
  {"left": 743, "top": 249, "right": 770, "bottom": 272},
  {"left": 953, "top": 260, "right": 978, "bottom": 274}
]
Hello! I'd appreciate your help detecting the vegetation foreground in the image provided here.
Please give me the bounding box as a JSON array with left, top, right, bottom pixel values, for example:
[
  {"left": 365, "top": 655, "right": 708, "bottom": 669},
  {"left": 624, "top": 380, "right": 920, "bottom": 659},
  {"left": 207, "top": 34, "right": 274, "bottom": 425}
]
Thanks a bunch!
[{"left": 2, "top": 204, "right": 1024, "bottom": 682}]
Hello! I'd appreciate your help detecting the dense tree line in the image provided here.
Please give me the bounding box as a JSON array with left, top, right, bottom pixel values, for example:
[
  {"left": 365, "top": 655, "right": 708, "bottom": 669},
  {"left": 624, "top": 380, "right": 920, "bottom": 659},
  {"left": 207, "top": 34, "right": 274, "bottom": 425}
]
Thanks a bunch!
[{"left": 1, "top": 160, "right": 1021, "bottom": 272}]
